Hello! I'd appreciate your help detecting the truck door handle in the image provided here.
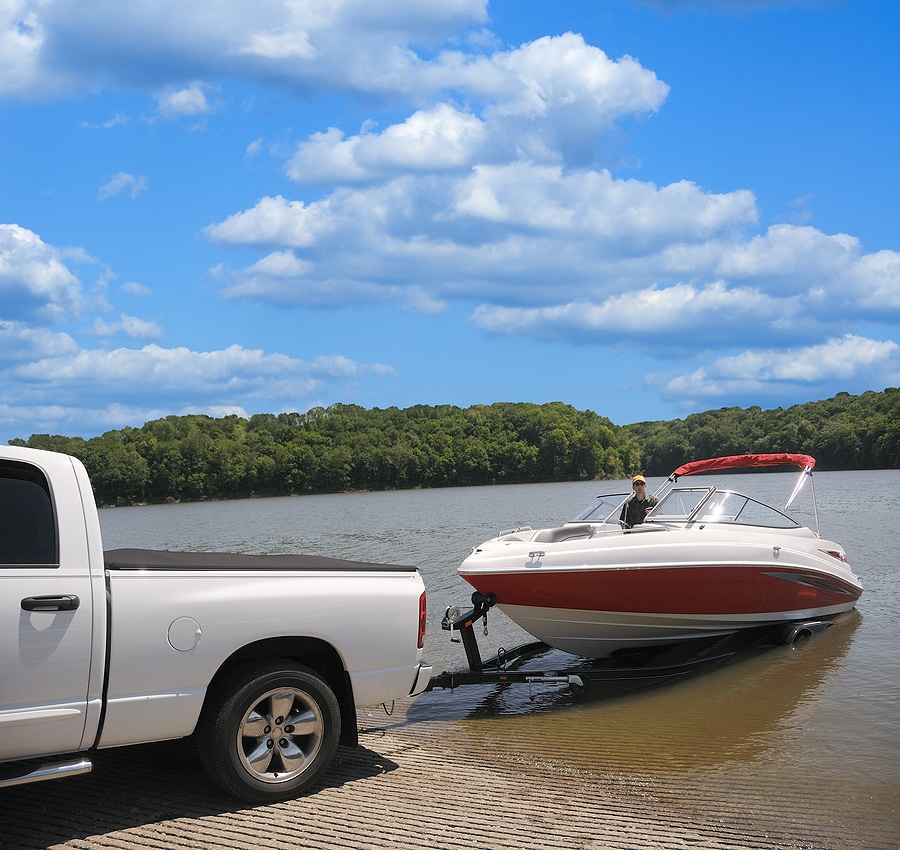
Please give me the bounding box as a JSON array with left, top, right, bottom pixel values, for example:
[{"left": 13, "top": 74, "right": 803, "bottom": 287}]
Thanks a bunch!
[{"left": 21, "top": 595, "right": 80, "bottom": 612}]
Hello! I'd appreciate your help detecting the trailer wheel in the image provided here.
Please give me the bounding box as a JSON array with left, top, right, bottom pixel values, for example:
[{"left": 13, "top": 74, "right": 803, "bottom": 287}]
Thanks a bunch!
[{"left": 198, "top": 660, "right": 341, "bottom": 802}]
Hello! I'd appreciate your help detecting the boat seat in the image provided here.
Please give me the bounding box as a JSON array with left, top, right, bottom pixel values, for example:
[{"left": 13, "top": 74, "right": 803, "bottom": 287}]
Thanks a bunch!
[{"left": 531, "top": 523, "right": 594, "bottom": 543}]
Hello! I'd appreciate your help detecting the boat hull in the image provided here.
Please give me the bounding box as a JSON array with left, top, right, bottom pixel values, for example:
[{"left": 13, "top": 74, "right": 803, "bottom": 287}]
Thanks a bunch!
[{"left": 459, "top": 534, "right": 862, "bottom": 657}]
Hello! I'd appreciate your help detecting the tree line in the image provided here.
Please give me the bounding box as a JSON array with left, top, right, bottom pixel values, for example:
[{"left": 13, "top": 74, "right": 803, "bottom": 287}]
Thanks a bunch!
[
  {"left": 627, "top": 388, "right": 900, "bottom": 476},
  {"left": 11, "top": 402, "right": 636, "bottom": 506},
  {"left": 9, "top": 388, "right": 899, "bottom": 506}
]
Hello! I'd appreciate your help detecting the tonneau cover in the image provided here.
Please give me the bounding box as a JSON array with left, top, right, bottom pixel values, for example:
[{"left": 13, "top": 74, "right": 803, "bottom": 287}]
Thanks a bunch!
[{"left": 104, "top": 547, "right": 417, "bottom": 573}]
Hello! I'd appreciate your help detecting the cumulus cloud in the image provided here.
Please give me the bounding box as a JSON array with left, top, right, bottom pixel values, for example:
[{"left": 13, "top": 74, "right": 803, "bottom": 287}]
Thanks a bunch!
[
  {"left": 0, "top": 1, "right": 54, "bottom": 97},
  {"left": 206, "top": 165, "right": 762, "bottom": 308},
  {"left": 0, "top": 320, "right": 79, "bottom": 366},
  {"left": 0, "top": 220, "right": 402, "bottom": 439},
  {"left": 155, "top": 83, "right": 215, "bottom": 118},
  {"left": 0, "top": 223, "right": 86, "bottom": 322},
  {"left": 287, "top": 105, "right": 489, "bottom": 185},
  {"left": 205, "top": 195, "right": 333, "bottom": 249},
  {"left": 0, "top": 0, "right": 491, "bottom": 98},
  {"left": 1, "top": 341, "right": 397, "bottom": 438},
  {"left": 471, "top": 281, "right": 785, "bottom": 347},
  {"left": 10, "top": 342, "right": 394, "bottom": 404},
  {"left": 470, "top": 222, "right": 900, "bottom": 346},
  {"left": 654, "top": 335, "right": 900, "bottom": 402},
  {"left": 850, "top": 250, "right": 900, "bottom": 313},
  {"left": 284, "top": 33, "right": 669, "bottom": 183},
  {"left": 492, "top": 34, "right": 659, "bottom": 116}
]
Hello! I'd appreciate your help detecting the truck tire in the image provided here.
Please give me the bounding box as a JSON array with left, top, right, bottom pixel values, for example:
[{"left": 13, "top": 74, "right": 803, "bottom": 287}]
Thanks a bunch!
[{"left": 198, "top": 660, "right": 341, "bottom": 802}]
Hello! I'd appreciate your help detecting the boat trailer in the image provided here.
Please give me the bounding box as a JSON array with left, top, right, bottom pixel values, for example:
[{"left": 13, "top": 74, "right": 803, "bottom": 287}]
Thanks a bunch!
[{"left": 425, "top": 591, "right": 835, "bottom": 697}]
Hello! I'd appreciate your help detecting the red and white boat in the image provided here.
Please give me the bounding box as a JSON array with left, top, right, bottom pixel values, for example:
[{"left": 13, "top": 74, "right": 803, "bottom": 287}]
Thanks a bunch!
[{"left": 458, "top": 454, "right": 862, "bottom": 658}]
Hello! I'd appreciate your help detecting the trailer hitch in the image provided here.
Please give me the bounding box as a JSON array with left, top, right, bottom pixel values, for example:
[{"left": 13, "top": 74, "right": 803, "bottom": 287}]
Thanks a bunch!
[{"left": 441, "top": 592, "right": 497, "bottom": 672}]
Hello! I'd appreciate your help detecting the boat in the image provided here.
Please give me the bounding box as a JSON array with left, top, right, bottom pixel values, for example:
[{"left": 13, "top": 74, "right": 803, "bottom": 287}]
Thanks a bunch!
[{"left": 458, "top": 454, "right": 863, "bottom": 658}]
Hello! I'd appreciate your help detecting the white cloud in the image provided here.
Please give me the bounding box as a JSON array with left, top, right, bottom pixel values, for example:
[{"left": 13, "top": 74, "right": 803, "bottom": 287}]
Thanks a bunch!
[
  {"left": 0, "top": 223, "right": 86, "bottom": 322},
  {"left": 0, "top": 0, "right": 53, "bottom": 97},
  {"left": 79, "top": 112, "right": 129, "bottom": 129},
  {"left": 467, "top": 220, "right": 900, "bottom": 345},
  {"left": 0, "top": 0, "right": 491, "bottom": 98},
  {"left": 482, "top": 33, "right": 668, "bottom": 124},
  {"left": 0, "top": 216, "right": 404, "bottom": 439},
  {"left": 283, "top": 33, "right": 668, "bottom": 186},
  {"left": 287, "top": 105, "right": 488, "bottom": 184},
  {"left": 98, "top": 172, "right": 148, "bottom": 200},
  {"left": 471, "top": 281, "right": 784, "bottom": 345},
  {"left": 850, "top": 250, "right": 900, "bottom": 312},
  {"left": 206, "top": 164, "right": 763, "bottom": 310},
  {"left": 0, "top": 320, "right": 79, "bottom": 365},
  {"left": 714, "top": 224, "right": 858, "bottom": 287},
  {"left": 121, "top": 281, "right": 152, "bottom": 297},
  {"left": 215, "top": 248, "right": 440, "bottom": 310},
  {"left": 205, "top": 194, "right": 334, "bottom": 248},
  {"left": 155, "top": 82, "right": 215, "bottom": 118},
  {"left": 90, "top": 314, "right": 163, "bottom": 341},
  {"left": 655, "top": 335, "right": 900, "bottom": 401},
  {"left": 7, "top": 343, "right": 396, "bottom": 411}
]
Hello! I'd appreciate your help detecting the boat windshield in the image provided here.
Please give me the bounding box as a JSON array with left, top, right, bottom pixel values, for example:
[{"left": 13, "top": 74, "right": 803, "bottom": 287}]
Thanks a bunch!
[
  {"left": 570, "top": 493, "right": 631, "bottom": 524},
  {"left": 571, "top": 487, "right": 802, "bottom": 529},
  {"left": 651, "top": 487, "right": 802, "bottom": 528}
]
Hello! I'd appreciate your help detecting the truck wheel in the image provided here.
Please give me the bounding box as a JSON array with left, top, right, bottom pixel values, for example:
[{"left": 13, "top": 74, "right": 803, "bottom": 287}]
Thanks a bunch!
[{"left": 198, "top": 660, "right": 341, "bottom": 802}]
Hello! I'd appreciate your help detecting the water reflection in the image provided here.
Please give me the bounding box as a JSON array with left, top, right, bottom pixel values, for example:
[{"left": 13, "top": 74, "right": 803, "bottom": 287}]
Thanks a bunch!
[{"left": 411, "top": 611, "right": 861, "bottom": 774}]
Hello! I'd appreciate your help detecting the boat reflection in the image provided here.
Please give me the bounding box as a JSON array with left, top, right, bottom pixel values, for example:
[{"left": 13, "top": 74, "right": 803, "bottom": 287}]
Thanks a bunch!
[{"left": 408, "top": 610, "right": 860, "bottom": 772}]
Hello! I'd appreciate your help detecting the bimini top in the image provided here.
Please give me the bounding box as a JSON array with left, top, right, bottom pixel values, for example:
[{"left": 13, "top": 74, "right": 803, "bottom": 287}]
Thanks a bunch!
[{"left": 671, "top": 453, "right": 816, "bottom": 480}]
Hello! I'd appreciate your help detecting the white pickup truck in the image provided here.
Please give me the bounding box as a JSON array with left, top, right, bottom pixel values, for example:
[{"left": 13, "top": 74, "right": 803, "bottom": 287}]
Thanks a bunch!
[{"left": 0, "top": 445, "right": 432, "bottom": 802}]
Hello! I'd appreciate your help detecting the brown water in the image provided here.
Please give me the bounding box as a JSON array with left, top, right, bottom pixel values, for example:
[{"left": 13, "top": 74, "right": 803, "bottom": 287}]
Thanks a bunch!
[{"left": 100, "top": 469, "right": 900, "bottom": 847}]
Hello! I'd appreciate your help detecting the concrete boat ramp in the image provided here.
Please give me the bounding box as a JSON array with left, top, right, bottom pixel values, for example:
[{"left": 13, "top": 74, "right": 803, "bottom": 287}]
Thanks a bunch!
[{"left": 0, "top": 695, "right": 894, "bottom": 850}]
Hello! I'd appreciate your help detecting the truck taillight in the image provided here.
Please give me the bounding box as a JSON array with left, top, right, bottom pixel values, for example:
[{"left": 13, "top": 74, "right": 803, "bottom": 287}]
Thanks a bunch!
[{"left": 417, "top": 591, "right": 427, "bottom": 649}]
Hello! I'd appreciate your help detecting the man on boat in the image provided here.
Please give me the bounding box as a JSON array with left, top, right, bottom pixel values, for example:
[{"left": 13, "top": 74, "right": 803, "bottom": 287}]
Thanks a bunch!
[{"left": 620, "top": 474, "right": 658, "bottom": 528}]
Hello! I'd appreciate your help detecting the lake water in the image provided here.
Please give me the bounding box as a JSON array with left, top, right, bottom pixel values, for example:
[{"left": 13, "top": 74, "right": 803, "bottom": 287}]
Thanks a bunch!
[{"left": 99, "top": 470, "right": 900, "bottom": 845}]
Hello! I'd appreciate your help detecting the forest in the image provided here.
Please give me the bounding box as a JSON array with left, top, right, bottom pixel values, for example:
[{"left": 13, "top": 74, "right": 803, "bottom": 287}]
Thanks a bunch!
[{"left": 10, "top": 388, "right": 900, "bottom": 507}]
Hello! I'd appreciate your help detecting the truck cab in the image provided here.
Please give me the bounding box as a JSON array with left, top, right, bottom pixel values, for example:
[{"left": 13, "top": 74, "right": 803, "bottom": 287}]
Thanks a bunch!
[{"left": 0, "top": 449, "right": 106, "bottom": 764}]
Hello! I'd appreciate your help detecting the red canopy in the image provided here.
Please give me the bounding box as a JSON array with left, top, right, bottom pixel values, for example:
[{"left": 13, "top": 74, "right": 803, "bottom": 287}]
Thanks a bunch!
[{"left": 671, "top": 453, "right": 816, "bottom": 479}]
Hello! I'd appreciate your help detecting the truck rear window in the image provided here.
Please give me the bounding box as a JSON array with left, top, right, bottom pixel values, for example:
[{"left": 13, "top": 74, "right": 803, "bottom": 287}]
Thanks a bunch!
[{"left": 0, "top": 461, "right": 58, "bottom": 566}]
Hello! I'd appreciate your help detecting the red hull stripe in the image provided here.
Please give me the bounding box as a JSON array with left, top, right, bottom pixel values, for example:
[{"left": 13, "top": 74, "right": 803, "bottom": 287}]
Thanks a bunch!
[{"left": 461, "top": 565, "right": 860, "bottom": 615}]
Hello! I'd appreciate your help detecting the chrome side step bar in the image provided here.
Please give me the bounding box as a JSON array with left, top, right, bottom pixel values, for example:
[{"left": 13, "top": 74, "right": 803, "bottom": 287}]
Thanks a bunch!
[{"left": 0, "top": 756, "right": 92, "bottom": 789}]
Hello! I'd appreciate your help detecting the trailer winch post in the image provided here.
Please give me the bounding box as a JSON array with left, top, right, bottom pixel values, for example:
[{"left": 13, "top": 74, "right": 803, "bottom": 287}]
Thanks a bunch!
[{"left": 442, "top": 592, "right": 496, "bottom": 673}]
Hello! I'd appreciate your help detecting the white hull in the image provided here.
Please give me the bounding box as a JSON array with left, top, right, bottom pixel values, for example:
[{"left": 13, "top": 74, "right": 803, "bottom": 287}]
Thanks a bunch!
[{"left": 497, "top": 601, "right": 856, "bottom": 658}]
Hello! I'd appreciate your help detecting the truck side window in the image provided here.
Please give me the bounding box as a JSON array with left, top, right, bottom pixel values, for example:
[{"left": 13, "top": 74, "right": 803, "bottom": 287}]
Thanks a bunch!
[{"left": 0, "top": 461, "right": 58, "bottom": 566}]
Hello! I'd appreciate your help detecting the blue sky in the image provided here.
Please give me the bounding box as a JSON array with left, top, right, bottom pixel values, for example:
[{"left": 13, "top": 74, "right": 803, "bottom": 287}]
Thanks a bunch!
[{"left": 2, "top": 0, "right": 898, "bottom": 443}]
